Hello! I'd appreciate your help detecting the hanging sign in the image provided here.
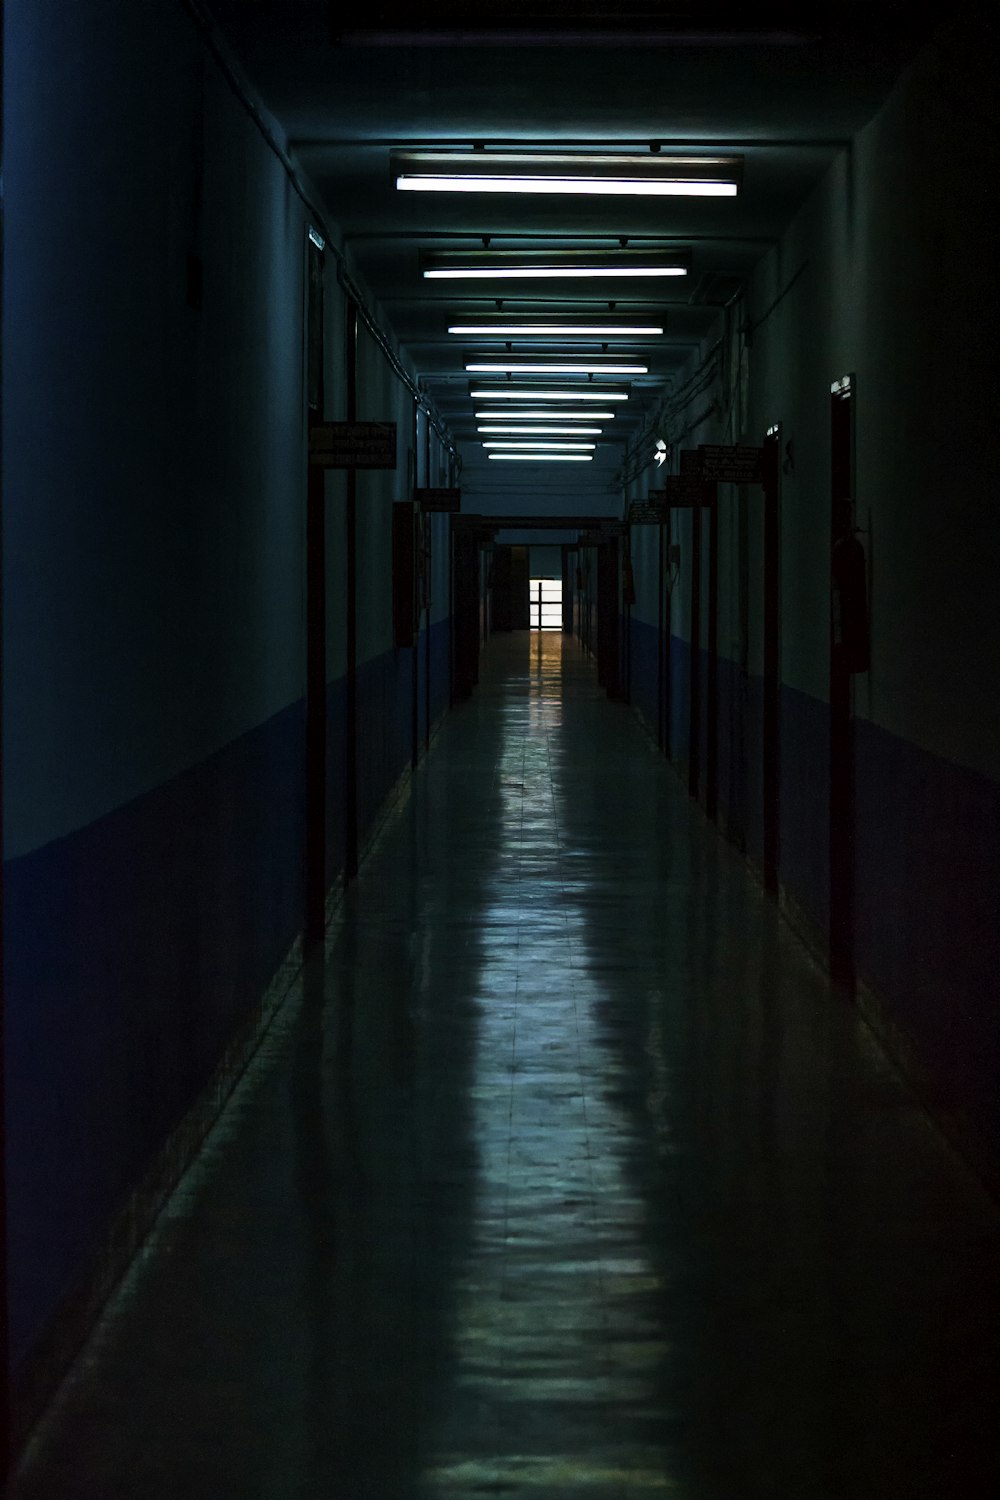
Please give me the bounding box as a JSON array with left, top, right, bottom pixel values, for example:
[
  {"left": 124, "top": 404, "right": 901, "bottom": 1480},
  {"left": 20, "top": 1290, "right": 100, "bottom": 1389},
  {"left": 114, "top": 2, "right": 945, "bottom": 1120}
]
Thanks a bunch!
[
  {"left": 666, "top": 473, "right": 713, "bottom": 506},
  {"left": 628, "top": 502, "right": 668, "bottom": 526},
  {"left": 415, "top": 487, "right": 461, "bottom": 512},
  {"left": 309, "top": 422, "right": 397, "bottom": 469},
  {"left": 698, "top": 444, "right": 764, "bottom": 484}
]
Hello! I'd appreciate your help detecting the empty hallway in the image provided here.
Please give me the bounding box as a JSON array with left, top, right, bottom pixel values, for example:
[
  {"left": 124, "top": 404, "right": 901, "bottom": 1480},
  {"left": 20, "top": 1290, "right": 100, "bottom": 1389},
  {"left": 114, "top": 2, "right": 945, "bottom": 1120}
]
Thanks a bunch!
[
  {"left": 4, "top": 1, "right": 1000, "bottom": 1492},
  {"left": 10, "top": 635, "right": 1000, "bottom": 1499}
]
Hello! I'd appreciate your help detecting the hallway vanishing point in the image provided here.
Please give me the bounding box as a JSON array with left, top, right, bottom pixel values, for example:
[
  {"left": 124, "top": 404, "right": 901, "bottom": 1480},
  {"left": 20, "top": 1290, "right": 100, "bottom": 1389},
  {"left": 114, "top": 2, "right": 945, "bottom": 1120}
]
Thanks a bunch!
[{"left": 12, "top": 635, "right": 1000, "bottom": 1500}]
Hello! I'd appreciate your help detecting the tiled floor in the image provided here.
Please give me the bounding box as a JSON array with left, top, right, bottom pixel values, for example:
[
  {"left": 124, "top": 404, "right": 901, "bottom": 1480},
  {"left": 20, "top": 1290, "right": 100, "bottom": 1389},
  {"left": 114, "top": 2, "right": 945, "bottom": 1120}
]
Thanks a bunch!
[{"left": 11, "top": 632, "right": 1000, "bottom": 1498}]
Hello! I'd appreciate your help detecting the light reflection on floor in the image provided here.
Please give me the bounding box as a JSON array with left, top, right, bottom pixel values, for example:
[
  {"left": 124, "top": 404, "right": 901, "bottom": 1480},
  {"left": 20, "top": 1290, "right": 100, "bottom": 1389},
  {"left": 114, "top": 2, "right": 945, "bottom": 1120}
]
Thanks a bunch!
[{"left": 419, "top": 637, "right": 677, "bottom": 1496}]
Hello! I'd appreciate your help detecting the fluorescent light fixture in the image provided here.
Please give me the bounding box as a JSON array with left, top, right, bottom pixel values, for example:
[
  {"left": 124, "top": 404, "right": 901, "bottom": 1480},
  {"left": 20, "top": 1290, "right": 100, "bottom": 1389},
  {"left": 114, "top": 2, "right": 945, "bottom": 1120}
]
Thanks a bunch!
[
  {"left": 478, "top": 425, "right": 602, "bottom": 435},
  {"left": 466, "top": 359, "right": 647, "bottom": 374},
  {"left": 394, "top": 151, "right": 742, "bottom": 198},
  {"left": 482, "top": 440, "right": 596, "bottom": 450},
  {"left": 470, "top": 387, "right": 629, "bottom": 401},
  {"left": 475, "top": 409, "right": 616, "bottom": 420},
  {"left": 449, "top": 323, "right": 664, "bottom": 336},
  {"left": 422, "top": 250, "right": 690, "bottom": 280},
  {"left": 489, "top": 453, "right": 593, "bottom": 462},
  {"left": 308, "top": 226, "right": 326, "bottom": 250}
]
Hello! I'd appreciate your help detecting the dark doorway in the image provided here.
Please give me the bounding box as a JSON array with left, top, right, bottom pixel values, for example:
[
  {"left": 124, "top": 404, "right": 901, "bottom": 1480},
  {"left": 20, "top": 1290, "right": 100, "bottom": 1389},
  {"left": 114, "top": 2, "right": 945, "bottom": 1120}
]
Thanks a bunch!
[
  {"left": 490, "top": 545, "right": 515, "bottom": 632},
  {"left": 562, "top": 547, "right": 575, "bottom": 634},
  {"left": 510, "top": 547, "right": 530, "bottom": 630},
  {"left": 596, "top": 539, "right": 621, "bottom": 698},
  {"left": 452, "top": 527, "right": 482, "bottom": 701}
]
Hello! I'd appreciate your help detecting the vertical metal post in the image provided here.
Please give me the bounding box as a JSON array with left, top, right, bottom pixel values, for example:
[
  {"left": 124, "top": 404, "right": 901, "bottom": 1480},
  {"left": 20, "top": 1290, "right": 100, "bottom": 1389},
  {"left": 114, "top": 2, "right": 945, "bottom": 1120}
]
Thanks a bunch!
[
  {"left": 448, "top": 510, "right": 455, "bottom": 709},
  {"left": 829, "top": 381, "right": 856, "bottom": 989},
  {"left": 345, "top": 298, "right": 359, "bottom": 881},
  {"left": 688, "top": 510, "right": 702, "bottom": 799},
  {"left": 305, "top": 238, "right": 326, "bottom": 941},
  {"left": 624, "top": 531, "right": 632, "bottom": 704},
  {"left": 762, "top": 433, "right": 781, "bottom": 892},
  {"left": 305, "top": 472, "right": 326, "bottom": 936},
  {"left": 706, "top": 495, "right": 719, "bottom": 820},
  {"left": 664, "top": 507, "right": 673, "bottom": 760},
  {"left": 410, "top": 407, "right": 419, "bottom": 771},
  {"left": 657, "top": 521, "right": 665, "bottom": 750},
  {"left": 424, "top": 417, "right": 432, "bottom": 751},
  {"left": 0, "top": 0, "right": 11, "bottom": 1473}
]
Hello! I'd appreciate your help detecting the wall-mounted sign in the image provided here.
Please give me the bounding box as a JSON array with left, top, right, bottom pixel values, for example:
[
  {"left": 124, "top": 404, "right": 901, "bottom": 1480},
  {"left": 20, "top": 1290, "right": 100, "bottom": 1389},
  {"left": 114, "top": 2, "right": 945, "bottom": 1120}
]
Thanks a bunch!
[
  {"left": 309, "top": 422, "right": 397, "bottom": 469},
  {"left": 628, "top": 502, "right": 668, "bottom": 525},
  {"left": 666, "top": 473, "right": 713, "bottom": 506},
  {"left": 698, "top": 443, "right": 764, "bottom": 484},
  {"left": 415, "top": 487, "right": 461, "bottom": 512},
  {"left": 679, "top": 448, "right": 702, "bottom": 476}
]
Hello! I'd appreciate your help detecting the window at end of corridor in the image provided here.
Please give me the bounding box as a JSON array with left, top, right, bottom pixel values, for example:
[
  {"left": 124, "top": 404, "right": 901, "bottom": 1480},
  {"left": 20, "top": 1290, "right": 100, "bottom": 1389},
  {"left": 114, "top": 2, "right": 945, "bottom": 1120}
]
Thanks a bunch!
[{"left": 530, "top": 578, "right": 562, "bottom": 631}]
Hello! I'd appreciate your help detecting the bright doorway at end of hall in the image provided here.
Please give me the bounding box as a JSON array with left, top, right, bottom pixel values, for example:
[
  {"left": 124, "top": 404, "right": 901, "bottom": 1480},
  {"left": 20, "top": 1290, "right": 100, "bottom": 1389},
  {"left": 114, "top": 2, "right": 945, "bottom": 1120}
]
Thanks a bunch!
[
  {"left": 529, "top": 543, "right": 562, "bottom": 631},
  {"left": 530, "top": 578, "right": 563, "bottom": 631}
]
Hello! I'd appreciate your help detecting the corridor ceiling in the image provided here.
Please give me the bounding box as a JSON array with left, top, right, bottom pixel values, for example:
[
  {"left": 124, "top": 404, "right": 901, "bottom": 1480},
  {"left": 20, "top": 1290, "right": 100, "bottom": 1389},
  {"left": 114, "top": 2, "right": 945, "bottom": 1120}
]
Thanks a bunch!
[{"left": 205, "top": 1, "right": 934, "bottom": 515}]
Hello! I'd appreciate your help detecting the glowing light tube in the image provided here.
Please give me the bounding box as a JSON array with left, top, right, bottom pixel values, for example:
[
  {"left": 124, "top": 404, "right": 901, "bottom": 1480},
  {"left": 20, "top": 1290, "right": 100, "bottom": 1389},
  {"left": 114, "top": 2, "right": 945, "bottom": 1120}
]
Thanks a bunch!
[
  {"left": 466, "top": 361, "right": 647, "bottom": 374},
  {"left": 470, "top": 388, "right": 628, "bottom": 401},
  {"left": 426, "top": 265, "right": 687, "bottom": 279},
  {"left": 488, "top": 453, "right": 593, "bottom": 462},
  {"left": 400, "top": 175, "right": 737, "bottom": 197},
  {"left": 477, "top": 425, "right": 602, "bottom": 435},
  {"left": 482, "top": 440, "right": 596, "bottom": 450},
  {"left": 449, "top": 324, "right": 663, "bottom": 336},
  {"left": 475, "top": 409, "right": 616, "bottom": 420}
]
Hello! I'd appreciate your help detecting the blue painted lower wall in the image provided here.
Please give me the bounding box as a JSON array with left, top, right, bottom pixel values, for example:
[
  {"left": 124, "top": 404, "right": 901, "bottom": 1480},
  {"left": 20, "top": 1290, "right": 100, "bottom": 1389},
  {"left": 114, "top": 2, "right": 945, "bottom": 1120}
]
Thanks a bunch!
[
  {"left": 357, "top": 647, "right": 417, "bottom": 837},
  {"left": 623, "top": 621, "right": 1000, "bottom": 1169},
  {"left": 778, "top": 683, "right": 830, "bottom": 939},
  {"left": 429, "top": 616, "right": 451, "bottom": 728},
  {"left": 4, "top": 627, "right": 454, "bottom": 1377},
  {"left": 4, "top": 697, "right": 307, "bottom": 1370},
  {"left": 629, "top": 615, "right": 659, "bottom": 738},
  {"left": 326, "top": 675, "right": 348, "bottom": 886},
  {"left": 669, "top": 635, "right": 690, "bottom": 770},
  {"left": 854, "top": 719, "right": 1000, "bottom": 1152},
  {"left": 715, "top": 655, "right": 764, "bottom": 861}
]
